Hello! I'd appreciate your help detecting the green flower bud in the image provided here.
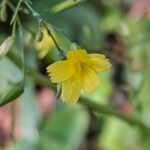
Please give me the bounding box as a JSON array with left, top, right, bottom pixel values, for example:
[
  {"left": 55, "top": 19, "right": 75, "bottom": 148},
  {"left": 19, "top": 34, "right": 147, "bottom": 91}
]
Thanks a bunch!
[{"left": 0, "top": 37, "right": 14, "bottom": 60}]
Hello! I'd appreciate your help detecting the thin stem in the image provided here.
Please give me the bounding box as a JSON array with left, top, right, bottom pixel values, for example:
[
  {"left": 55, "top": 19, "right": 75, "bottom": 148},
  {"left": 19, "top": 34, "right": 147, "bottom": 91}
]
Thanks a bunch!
[
  {"left": 55, "top": 84, "right": 61, "bottom": 100},
  {"left": 7, "top": 1, "right": 16, "bottom": 10},
  {"left": 18, "top": 21, "right": 26, "bottom": 84},
  {"left": 1, "top": 0, "right": 8, "bottom": 5},
  {"left": 43, "top": 22, "right": 66, "bottom": 58},
  {"left": 10, "top": 0, "right": 23, "bottom": 25},
  {"left": 11, "top": 19, "right": 17, "bottom": 38},
  {"left": 24, "top": 1, "right": 41, "bottom": 23},
  {"left": 10, "top": 101, "right": 16, "bottom": 141},
  {"left": 80, "top": 97, "right": 150, "bottom": 135},
  {"left": 24, "top": 1, "right": 66, "bottom": 58}
]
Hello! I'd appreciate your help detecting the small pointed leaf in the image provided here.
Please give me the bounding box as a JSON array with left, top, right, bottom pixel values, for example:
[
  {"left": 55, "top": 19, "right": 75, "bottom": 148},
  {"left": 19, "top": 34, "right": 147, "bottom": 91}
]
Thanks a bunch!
[{"left": 51, "top": 0, "right": 85, "bottom": 13}]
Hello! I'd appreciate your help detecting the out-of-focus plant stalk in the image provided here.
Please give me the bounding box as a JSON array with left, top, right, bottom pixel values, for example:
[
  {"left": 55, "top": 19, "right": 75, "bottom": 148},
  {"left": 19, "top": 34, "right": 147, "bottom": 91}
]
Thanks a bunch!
[
  {"left": 10, "top": 101, "right": 17, "bottom": 141},
  {"left": 0, "top": 0, "right": 8, "bottom": 22},
  {"left": 80, "top": 97, "right": 150, "bottom": 136}
]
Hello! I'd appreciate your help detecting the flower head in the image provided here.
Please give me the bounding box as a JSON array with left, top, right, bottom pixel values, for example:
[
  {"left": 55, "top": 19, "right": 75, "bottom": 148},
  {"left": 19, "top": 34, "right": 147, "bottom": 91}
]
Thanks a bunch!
[
  {"left": 47, "top": 49, "right": 111, "bottom": 104},
  {"left": 35, "top": 29, "right": 55, "bottom": 58}
]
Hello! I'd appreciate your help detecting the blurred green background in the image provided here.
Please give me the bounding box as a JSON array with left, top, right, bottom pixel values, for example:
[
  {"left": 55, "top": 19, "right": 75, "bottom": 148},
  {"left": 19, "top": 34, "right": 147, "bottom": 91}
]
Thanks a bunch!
[{"left": 0, "top": 0, "right": 150, "bottom": 150}]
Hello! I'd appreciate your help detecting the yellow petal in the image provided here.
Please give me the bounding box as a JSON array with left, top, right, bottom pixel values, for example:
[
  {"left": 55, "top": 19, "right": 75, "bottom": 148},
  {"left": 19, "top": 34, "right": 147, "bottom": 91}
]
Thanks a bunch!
[
  {"left": 38, "top": 48, "right": 49, "bottom": 58},
  {"left": 61, "top": 74, "right": 82, "bottom": 104},
  {"left": 88, "top": 54, "right": 111, "bottom": 72},
  {"left": 82, "top": 66, "right": 99, "bottom": 94},
  {"left": 47, "top": 61, "right": 74, "bottom": 83},
  {"left": 67, "top": 49, "right": 88, "bottom": 63},
  {"left": 35, "top": 29, "right": 55, "bottom": 58}
]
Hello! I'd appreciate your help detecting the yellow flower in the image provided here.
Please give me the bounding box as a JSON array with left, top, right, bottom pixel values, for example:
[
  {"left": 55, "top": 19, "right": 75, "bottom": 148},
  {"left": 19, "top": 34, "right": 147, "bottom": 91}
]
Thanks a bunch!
[
  {"left": 47, "top": 49, "right": 111, "bottom": 104},
  {"left": 35, "top": 29, "right": 55, "bottom": 58}
]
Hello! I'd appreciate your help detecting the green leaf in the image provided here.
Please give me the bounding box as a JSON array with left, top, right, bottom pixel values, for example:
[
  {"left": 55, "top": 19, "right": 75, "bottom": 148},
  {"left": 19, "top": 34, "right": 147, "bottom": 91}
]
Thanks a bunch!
[
  {"left": 0, "top": 26, "right": 25, "bottom": 106},
  {"left": 20, "top": 84, "right": 40, "bottom": 140},
  {"left": 12, "top": 140, "right": 38, "bottom": 150},
  {"left": 0, "top": 82, "right": 24, "bottom": 106},
  {"left": 51, "top": 0, "right": 86, "bottom": 13},
  {"left": 39, "top": 105, "right": 89, "bottom": 150},
  {"left": 11, "top": 84, "right": 40, "bottom": 150}
]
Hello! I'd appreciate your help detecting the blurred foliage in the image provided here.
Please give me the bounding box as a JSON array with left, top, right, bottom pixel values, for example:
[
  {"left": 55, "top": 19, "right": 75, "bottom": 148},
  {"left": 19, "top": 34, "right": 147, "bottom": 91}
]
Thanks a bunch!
[
  {"left": 0, "top": 0, "right": 150, "bottom": 150},
  {"left": 39, "top": 105, "right": 89, "bottom": 150}
]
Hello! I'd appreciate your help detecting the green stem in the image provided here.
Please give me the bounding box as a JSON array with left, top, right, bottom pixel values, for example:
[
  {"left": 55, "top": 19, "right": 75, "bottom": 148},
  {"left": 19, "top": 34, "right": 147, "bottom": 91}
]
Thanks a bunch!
[
  {"left": 10, "top": 101, "right": 16, "bottom": 141},
  {"left": 43, "top": 23, "right": 65, "bottom": 58},
  {"left": 11, "top": 18, "right": 17, "bottom": 38},
  {"left": 10, "top": 0, "right": 23, "bottom": 25},
  {"left": 24, "top": 0, "right": 41, "bottom": 22},
  {"left": 18, "top": 22, "right": 26, "bottom": 84},
  {"left": 80, "top": 97, "right": 150, "bottom": 135},
  {"left": 24, "top": 1, "right": 65, "bottom": 58},
  {"left": 1, "top": 0, "right": 8, "bottom": 5}
]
